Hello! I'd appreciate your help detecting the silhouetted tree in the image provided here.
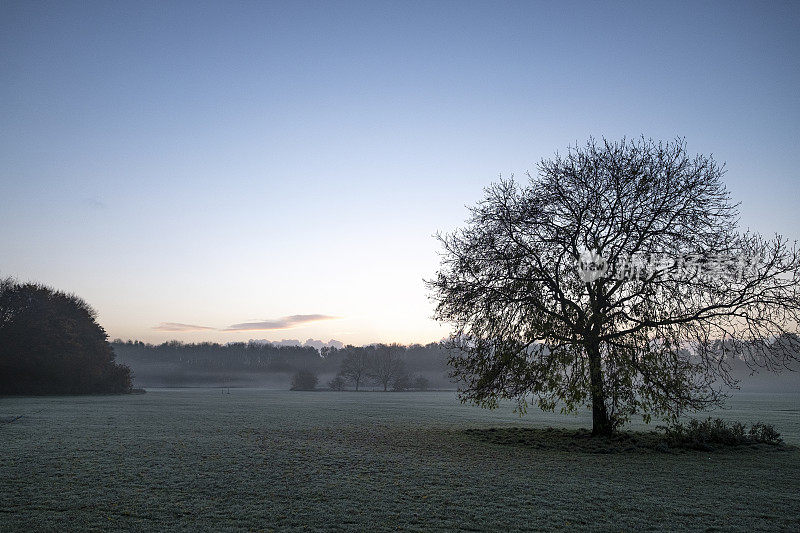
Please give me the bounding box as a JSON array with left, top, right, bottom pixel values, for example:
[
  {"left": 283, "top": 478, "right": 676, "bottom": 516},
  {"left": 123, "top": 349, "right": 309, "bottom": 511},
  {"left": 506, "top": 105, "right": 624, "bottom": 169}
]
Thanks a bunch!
[
  {"left": 368, "top": 344, "right": 406, "bottom": 392},
  {"left": 290, "top": 369, "right": 318, "bottom": 391},
  {"left": 339, "top": 348, "right": 371, "bottom": 391},
  {"left": 0, "top": 278, "right": 132, "bottom": 395},
  {"left": 429, "top": 138, "right": 800, "bottom": 435}
]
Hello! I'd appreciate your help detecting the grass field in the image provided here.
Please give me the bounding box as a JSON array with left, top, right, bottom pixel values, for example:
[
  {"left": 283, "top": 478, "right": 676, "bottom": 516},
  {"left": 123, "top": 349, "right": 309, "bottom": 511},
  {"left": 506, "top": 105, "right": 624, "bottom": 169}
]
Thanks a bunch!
[{"left": 2, "top": 390, "right": 799, "bottom": 531}]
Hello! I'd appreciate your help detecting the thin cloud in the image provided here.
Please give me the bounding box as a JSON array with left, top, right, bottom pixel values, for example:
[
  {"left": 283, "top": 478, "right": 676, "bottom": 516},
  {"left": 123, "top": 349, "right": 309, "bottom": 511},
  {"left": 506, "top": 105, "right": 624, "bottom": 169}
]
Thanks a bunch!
[
  {"left": 82, "top": 196, "right": 106, "bottom": 209},
  {"left": 225, "top": 314, "right": 340, "bottom": 331},
  {"left": 153, "top": 322, "right": 217, "bottom": 332}
]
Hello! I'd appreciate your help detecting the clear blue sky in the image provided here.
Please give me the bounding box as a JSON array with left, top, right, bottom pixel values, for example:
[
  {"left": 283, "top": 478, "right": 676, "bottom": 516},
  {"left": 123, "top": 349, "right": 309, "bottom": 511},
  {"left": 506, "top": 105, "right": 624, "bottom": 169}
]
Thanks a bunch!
[{"left": 1, "top": 0, "right": 799, "bottom": 345}]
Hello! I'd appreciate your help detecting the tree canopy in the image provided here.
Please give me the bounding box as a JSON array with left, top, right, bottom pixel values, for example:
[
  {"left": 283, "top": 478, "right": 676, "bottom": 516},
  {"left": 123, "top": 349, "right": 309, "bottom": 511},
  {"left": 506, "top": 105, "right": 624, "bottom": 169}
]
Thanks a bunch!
[
  {"left": 429, "top": 137, "right": 800, "bottom": 435},
  {"left": 0, "top": 278, "right": 132, "bottom": 395}
]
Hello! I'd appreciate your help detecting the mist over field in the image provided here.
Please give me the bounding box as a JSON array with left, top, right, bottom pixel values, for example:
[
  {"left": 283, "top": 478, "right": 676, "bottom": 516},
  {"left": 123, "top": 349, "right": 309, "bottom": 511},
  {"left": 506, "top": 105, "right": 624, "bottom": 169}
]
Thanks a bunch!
[
  {"left": 111, "top": 340, "right": 453, "bottom": 390},
  {"left": 110, "top": 338, "right": 800, "bottom": 394}
]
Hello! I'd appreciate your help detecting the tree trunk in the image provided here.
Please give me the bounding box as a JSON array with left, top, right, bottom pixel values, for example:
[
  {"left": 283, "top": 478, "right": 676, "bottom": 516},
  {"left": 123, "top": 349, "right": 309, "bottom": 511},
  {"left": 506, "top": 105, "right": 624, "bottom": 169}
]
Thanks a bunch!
[{"left": 587, "top": 341, "right": 612, "bottom": 436}]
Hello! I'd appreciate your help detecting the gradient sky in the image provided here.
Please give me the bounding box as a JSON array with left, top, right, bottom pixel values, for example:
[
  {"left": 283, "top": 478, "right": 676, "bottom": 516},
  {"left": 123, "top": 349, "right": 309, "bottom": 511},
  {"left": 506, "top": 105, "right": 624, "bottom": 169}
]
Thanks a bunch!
[{"left": 1, "top": 0, "right": 799, "bottom": 345}]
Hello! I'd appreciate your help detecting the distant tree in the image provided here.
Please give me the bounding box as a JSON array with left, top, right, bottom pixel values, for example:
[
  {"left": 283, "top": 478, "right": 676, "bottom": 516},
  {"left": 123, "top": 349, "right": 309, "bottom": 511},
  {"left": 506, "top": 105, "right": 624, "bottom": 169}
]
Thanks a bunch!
[
  {"left": 0, "top": 278, "right": 132, "bottom": 395},
  {"left": 339, "top": 348, "right": 371, "bottom": 391},
  {"left": 290, "top": 369, "right": 318, "bottom": 391},
  {"left": 412, "top": 376, "right": 430, "bottom": 391},
  {"left": 368, "top": 344, "right": 406, "bottom": 392},
  {"left": 429, "top": 138, "right": 800, "bottom": 436},
  {"left": 391, "top": 370, "right": 411, "bottom": 391},
  {"left": 328, "top": 374, "right": 347, "bottom": 391}
]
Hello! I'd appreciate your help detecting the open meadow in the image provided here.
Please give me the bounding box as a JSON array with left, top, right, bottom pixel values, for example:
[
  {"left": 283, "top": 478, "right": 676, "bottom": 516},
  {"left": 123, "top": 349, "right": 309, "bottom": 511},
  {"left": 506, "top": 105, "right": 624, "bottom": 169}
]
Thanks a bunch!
[{"left": 2, "top": 390, "right": 799, "bottom": 531}]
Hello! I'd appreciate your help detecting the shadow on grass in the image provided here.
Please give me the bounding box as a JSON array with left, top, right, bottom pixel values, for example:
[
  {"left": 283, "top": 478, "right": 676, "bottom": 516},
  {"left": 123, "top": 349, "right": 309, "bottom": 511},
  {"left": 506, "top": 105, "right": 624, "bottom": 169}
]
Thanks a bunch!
[{"left": 465, "top": 427, "right": 795, "bottom": 454}]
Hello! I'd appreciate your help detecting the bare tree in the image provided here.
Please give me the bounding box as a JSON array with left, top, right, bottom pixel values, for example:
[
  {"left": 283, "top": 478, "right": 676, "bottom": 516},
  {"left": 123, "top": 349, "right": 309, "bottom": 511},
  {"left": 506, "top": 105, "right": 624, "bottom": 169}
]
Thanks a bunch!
[
  {"left": 368, "top": 344, "right": 406, "bottom": 392},
  {"left": 429, "top": 137, "right": 800, "bottom": 435},
  {"left": 339, "top": 348, "right": 370, "bottom": 391}
]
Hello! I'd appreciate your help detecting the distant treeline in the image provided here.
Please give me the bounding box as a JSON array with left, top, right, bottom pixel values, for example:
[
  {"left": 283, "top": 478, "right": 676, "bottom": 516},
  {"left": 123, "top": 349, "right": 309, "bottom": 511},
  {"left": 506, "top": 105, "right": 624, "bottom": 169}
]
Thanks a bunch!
[{"left": 111, "top": 340, "right": 453, "bottom": 389}]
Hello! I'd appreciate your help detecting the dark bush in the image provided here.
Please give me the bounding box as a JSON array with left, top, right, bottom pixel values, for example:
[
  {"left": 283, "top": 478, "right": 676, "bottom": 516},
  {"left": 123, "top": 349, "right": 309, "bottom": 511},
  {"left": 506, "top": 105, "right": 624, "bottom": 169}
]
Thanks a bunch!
[
  {"left": 661, "top": 418, "right": 782, "bottom": 449},
  {"left": 328, "top": 375, "right": 346, "bottom": 391},
  {"left": 391, "top": 372, "right": 411, "bottom": 391},
  {"left": 749, "top": 422, "right": 783, "bottom": 444},
  {"left": 290, "top": 369, "right": 318, "bottom": 391},
  {"left": 412, "top": 376, "right": 430, "bottom": 391}
]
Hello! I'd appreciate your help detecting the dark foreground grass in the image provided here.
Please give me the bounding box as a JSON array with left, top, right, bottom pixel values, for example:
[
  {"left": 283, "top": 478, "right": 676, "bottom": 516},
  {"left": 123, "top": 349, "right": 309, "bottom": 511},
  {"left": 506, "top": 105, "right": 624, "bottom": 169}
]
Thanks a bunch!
[{"left": 1, "top": 390, "right": 799, "bottom": 531}]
